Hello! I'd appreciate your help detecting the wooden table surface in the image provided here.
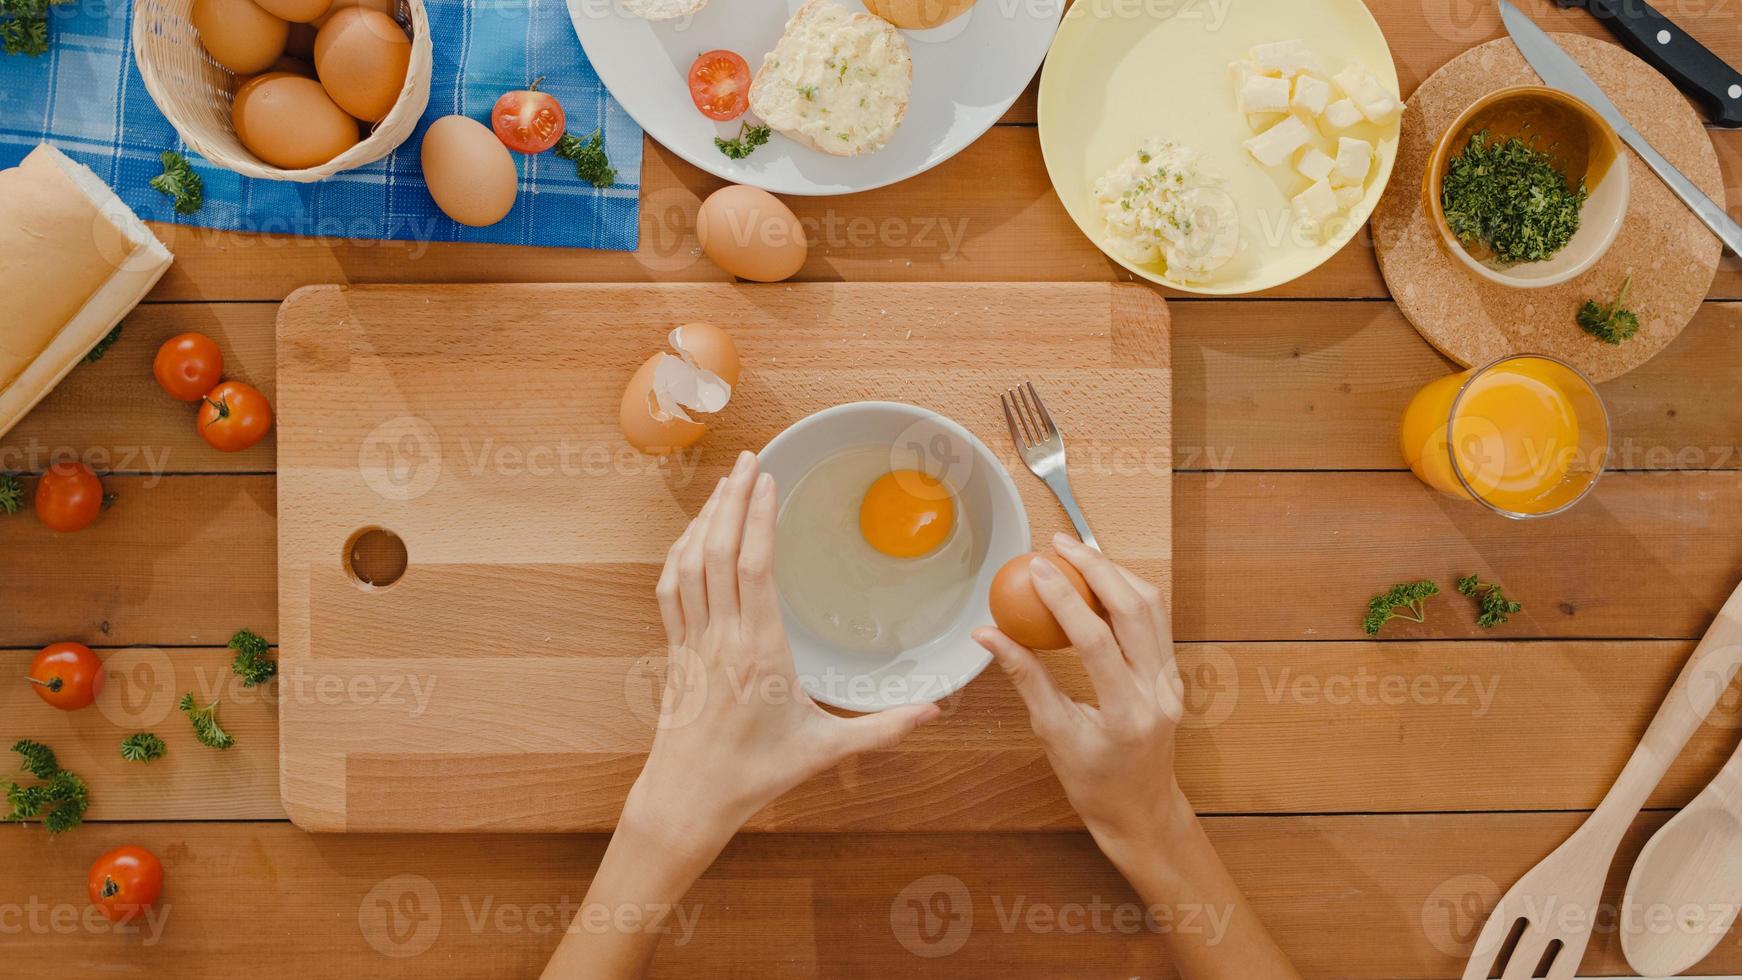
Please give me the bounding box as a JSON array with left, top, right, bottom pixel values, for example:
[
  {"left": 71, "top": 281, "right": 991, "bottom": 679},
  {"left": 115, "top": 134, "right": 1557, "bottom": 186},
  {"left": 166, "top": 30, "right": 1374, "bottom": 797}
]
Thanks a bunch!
[{"left": 8, "top": 1, "right": 1742, "bottom": 975}]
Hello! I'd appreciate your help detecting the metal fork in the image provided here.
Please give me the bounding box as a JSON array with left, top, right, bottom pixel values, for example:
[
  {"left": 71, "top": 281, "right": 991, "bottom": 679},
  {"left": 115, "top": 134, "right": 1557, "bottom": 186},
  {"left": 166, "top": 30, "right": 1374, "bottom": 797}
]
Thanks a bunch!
[{"left": 1000, "top": 381, "right": 1098, "bottom": 551}]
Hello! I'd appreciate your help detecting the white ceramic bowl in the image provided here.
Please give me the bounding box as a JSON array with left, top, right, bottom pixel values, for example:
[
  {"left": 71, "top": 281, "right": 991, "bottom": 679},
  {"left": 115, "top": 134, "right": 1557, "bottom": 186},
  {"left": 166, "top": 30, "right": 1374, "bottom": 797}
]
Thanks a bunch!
[{"left": 757, "top": 402, "right": 1030, "bottom": 713}]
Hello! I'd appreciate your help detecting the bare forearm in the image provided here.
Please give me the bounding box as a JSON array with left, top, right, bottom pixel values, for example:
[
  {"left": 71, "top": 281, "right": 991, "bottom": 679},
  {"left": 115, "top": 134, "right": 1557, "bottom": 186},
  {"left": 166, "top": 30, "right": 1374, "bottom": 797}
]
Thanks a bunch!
[
  {"left": 1096, "top": 789, "right": 1300, "bottom": 980},
  {"left": 541, "top": 807, "right": 728, "bottom": 980}
]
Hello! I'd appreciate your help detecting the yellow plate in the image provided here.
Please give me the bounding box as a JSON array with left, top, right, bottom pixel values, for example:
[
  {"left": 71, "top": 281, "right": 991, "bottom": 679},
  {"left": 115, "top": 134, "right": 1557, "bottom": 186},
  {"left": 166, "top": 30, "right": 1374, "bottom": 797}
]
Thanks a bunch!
[{"left": 1038, "top": 0, "right": 1400, "bottom": 295}]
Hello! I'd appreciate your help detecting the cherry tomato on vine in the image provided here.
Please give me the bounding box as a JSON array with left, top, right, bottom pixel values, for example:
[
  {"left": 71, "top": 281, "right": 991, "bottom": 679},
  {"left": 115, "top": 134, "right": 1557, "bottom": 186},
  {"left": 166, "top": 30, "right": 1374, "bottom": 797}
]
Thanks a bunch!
[
  {"left": 153, "top": 332, "right": 225, "bottom": 402},
  {"left": 491, "top": 79, "right": 566, "bottom": 154},
  {"left": 89, "top": 846, "right": 164, "bottom": 924},
  {"left": 197, "top": 380, "right": 274, "bottom": 453},
  {"left": 687, "top": 50, "right": 751, "bottom": 121},
  {"left": 35, "top": 460, "right": 104, "bottom": 532},
  {"left": 28, "top": 641, "right": 105, "bottom": 710}
]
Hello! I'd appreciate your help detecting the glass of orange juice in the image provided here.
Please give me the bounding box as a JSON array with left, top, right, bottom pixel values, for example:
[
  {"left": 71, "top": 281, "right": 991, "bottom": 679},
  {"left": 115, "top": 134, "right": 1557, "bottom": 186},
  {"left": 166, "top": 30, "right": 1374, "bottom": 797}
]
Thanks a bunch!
[{"left": 1400, "top": 354, "right": 1609, "bottom": 518}]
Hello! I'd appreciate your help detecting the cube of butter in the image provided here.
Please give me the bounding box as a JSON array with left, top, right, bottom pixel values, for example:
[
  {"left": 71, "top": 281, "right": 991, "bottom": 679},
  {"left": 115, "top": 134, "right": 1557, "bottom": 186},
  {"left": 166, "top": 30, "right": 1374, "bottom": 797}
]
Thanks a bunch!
[
  {"left": 1293, "top": 180, "right": 1338, "bottom": 222},
  {"left": 1291, "top": 75, "right": 1332, "bottom": 115},
  {"left": 1243, "top": 115, "right": 1312, "bottom": 167},
  {"left": 1333, "top": 64, "right": 1400, "bottom": 124},
  {"left": 1252, "top": 39, "right": 1321, "bottom": 76},
  {"left": 1296, "top": 147, "right": 1335, "bottom": 182},
  {"left": 1334, "top": 184, "right": 1364, "bottom": 209},
  {"left": 1332, "top": 137, "right": 1372, "bottom": 185},
  {"left": 1321, "top": 98, "right": 1363, "bottom": 130},
  {"left": 1239, "top": 74, "right": 1292, "bottom": 114}
]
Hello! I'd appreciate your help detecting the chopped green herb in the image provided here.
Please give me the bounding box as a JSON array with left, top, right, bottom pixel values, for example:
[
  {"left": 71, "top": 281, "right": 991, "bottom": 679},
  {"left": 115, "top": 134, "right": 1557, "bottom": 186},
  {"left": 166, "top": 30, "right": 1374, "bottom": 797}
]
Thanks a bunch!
[
  {"left": 229, "top": 628, "right": 276, "bottom": 687},
  {"left": 120, "top": 733, "right": 166, "bottom": 763},
  {"left": 1, "top": 0, "right": 68, "bottom": 57},
  {"left": 797, "top": 83, "right": 816, "bottom": 101},
  {"left": 1441, "top": 130, "right": 1586, "bottom": 265},
  {"left": 84, "top": 324, "right": 122, "bottom": 363},
  {"left": 553, "top": 128, "right": 616, "bottom": 189},
  {"left": 0, "top": 475, "right": 21, "bottom": 515},
  {"left": 1456, "top": 574, "right": 1523, "bottom": 629},
  {"left": 714, "top": 122, "right": 772, "bottom": 161},
  {"left": 1362, "top": 580, "right": 1440, "bottom": 637},
  {"left": 3, "top": 740, "right": 87, "bottom": 833},
  {"left": 149, "top": 151, "right": 203, "bottom": 215},
  {"left": 1577, "top": 276, "right": 1640, "bottom": 345},
  {"left": 179, "top": 693, "right": 234, "bottom": 750}
]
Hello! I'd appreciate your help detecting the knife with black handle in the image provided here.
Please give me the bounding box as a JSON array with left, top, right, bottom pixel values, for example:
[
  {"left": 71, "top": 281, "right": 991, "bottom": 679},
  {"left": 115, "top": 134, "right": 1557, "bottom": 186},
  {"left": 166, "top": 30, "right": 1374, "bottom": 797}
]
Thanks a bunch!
[{"left": 1556, "top": 0, "right": 1742, "bottom": 127}]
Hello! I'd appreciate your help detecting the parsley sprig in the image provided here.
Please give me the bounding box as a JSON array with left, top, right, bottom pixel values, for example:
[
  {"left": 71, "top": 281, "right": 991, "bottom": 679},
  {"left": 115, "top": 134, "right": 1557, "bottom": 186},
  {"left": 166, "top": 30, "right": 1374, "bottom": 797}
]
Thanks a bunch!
[
  {"left": 1441, "top": 131, "right": 1586, "bottom": 265},
  {"left": 84, "top": 324, "right": 122, "bottom": 363},
  {"left": 229, "top": 628, "right": 276, "bottom": 687},
  {"left": 1457, "top": 574, "right": 1524, "bottom": 629},
  {"left": 120, "top": 733, "right": 166, "bottom": 763},
  {"left": 149, "top": 151, "right": 203, "bottom": 215},
  {"left": 554, "top": 128, "right": 616, "bottom": 188},
  {"left": 1362, "top": 580, "right": 1440, "bottom": 636},
  {"left": 0, "top": 475, "right": 21, "bottom": 514},
  {"left": 179, "top": 693, "right": 234, "bottom": 750},
  {"left": 1, "top": 0, "right": 69, "bottom": 57},
  {"left": 1577, "top": 276, "right": 1640, "bottom": 345},
  {"left": 4, "top": 740, "right": 88, "bottom": 833},
  {"left": 714, "top": 122, "right": 771, "bottom": 161}
]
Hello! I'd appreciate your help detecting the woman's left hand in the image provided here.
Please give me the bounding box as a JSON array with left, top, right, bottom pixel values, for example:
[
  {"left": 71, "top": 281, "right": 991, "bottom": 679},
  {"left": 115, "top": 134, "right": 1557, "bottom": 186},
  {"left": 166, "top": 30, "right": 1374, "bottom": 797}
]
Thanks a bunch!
[{"left": 623, "top": 451, "right": 942, "bottom": 858}]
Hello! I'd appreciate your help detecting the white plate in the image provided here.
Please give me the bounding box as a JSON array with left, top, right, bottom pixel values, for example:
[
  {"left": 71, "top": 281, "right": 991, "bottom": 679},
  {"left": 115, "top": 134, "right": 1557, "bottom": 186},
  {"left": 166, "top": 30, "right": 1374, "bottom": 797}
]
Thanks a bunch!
[{"left": 568, "top": 0, "right": 1061, "bottom": 195}]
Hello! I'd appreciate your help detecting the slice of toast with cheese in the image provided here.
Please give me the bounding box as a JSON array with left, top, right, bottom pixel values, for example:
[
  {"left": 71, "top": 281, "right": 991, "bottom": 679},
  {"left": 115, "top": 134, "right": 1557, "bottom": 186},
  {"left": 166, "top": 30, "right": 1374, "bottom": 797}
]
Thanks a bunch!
[
  {"left": 0, "top": 144, "right": 173, "bottom": 439},
  {"left": 748, "top": 0, "right": 912, "bottom": 157}
]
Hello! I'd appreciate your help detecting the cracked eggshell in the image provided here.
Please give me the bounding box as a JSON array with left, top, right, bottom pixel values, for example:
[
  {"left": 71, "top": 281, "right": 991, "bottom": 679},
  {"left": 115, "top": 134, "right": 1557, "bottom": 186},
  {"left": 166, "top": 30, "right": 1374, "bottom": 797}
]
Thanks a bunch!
[{"left": 619, "top": 323, "right": 741, "bottom": 455}]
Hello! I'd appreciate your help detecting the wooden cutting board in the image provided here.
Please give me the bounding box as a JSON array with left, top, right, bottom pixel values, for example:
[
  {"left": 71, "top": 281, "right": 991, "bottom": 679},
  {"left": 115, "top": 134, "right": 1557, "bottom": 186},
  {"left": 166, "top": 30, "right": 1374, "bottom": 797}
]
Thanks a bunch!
[{"left": 277, "top": 282, "right": 1171, "bottom": 832}]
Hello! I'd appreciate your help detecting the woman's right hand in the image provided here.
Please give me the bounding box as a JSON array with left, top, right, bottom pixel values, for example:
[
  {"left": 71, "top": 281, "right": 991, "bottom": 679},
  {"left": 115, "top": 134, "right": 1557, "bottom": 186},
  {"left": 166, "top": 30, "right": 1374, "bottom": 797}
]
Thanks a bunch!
[{"left": 972, "top": 533, "right": 1189, "bottom": 858}]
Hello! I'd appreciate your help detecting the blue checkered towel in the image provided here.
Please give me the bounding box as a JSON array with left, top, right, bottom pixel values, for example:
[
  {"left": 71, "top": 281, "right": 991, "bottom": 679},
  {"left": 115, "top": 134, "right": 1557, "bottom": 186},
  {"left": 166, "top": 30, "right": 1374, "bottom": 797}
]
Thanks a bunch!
[{"left": 0, "top": 0, "right": 641, "bottom": 250}]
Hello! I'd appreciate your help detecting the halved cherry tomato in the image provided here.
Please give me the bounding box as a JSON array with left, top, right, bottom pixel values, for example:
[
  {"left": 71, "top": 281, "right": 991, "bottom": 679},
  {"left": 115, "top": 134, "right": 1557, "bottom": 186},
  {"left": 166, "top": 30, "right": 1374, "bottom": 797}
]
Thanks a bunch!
[
  {"left": 492, "top": 79, "right": 566, "bottom": 154},
  {"left": 198, "top": 380, "right": 274, "bottom": 453},
  {"left": 89, "top": 846, "right": 164, "bottom": 924},
  {"left": 35, "top": 460, "right": 103, "bottom": 532},
  {"left": 29, "top": 642, "right": 104, "bottom": 710},
  {"left": 687, "top": 50, "right": 751, "bottom": 121},
  {"left": 153, "top": 332, "right": 225, "bottom": 402}
]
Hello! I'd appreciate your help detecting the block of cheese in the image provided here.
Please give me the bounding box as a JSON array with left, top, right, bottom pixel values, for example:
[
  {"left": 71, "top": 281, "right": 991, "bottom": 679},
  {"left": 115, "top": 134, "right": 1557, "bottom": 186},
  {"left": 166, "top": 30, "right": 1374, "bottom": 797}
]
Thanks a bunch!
[{"left": 0, "top": 144, "right": 173, "bottom": 438}]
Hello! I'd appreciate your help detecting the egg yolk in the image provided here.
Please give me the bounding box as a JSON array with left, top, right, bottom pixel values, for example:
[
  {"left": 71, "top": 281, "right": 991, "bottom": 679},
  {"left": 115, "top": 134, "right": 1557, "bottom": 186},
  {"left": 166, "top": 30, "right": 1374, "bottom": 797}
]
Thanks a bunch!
[{"left": 859, "top": 470, "right": 954, "bottom": 558}]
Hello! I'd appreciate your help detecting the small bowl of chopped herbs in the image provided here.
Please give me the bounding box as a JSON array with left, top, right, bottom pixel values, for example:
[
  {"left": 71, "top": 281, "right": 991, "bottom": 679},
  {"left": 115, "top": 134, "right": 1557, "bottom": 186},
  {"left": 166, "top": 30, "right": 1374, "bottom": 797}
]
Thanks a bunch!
[{"left": 1426, "top": 86, "right": 1628, "bottom": 289}]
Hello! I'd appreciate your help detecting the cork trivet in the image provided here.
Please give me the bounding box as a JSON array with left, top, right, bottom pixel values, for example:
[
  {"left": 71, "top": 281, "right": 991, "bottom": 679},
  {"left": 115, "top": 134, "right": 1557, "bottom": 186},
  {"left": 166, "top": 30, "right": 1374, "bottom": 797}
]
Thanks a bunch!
[{"left": 1373, "top": 34, "right": 1722, "bottom": 382}]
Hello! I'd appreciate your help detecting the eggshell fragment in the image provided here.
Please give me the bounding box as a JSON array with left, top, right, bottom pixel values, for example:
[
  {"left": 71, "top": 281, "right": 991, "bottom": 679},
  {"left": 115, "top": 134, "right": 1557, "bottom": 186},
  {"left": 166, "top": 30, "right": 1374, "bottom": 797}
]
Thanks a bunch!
[
  {"left": 620, "top": 323, "right": 740, "bottom": 456},
  {"left": 421, "top": 115, "right": 518, "bottom": 227},
  {"left": 988, "top": 551, "right": 1103, "bottom": 651},
  {"left": 696, "top": 185, "right": 808, "bottom": 282},
  {"left": 313, "top": 6, "right": 411, "bottom": 122},
  {"left": 191, "top": 0, "right": 289, "bottom": 75}
]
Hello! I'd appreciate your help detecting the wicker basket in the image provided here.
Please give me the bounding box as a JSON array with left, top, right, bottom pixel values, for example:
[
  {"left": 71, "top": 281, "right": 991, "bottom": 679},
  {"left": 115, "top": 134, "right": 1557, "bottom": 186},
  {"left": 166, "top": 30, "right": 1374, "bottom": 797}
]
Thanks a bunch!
[{"left": 131, "top": 0, "right": 432, "bottom": 182}]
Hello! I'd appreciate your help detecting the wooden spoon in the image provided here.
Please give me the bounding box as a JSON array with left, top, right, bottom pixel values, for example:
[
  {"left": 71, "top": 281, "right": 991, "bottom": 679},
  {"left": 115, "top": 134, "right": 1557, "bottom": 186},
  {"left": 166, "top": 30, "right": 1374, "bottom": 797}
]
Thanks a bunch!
[{"left": 1623, "top": 721, "right": 1742, "bottom": 975}]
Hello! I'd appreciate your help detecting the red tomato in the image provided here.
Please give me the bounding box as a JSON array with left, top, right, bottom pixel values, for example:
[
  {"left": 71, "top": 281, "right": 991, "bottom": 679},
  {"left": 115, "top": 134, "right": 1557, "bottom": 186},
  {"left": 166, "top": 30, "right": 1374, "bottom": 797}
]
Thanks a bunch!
[
  {"left": 153, "top": 333, "right": 225, "bottom": 402},
  {"left": 89, "top": 846, "right": 164, "bottom": 924},
  {"left": 35, "top": 460, "right": 103, "bottom": 532},
  {"left": 198, "top": 380, "right": 274, "bottom": 453},
  {"left": 491, "top": 80, "right": 566, "bottom": 154},
  {"left": 687, "top": 50, "right": 751, "bottom": 121},
  {"left": 29, "top": 642, "right": 105, "bottom": 710}
]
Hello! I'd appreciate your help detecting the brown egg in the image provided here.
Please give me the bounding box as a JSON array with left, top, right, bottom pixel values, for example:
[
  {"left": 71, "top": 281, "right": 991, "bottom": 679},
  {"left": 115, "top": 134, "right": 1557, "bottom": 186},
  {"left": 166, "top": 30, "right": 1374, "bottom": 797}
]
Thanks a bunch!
[
  {"left": 233, "top": 75, "right": 360, "bottom": 169},
  {"left": 696, "top": 185, "right": 808, "bottom": 282},
  {"left": 253, "top": 0, "right": 330, "bottom": 22},
  {"left": 420, "top": 115, "right": 518, "bottom": 226},
  {"left": 191, "top": 0, "right": 289, "bottom": 75},
  {"left": 231, "top": 70, "right": 300, "bottom": 145},
  {"left": 988, "top": 551, "right": 1103, "bottom": 651},
  {"left": 313, "top": 7, "right": 410, "bottom": 123},
  {"left": 863, "top": 0, "right": 975, "bottom": 29},
  {"left": 284, "top": 20, "right": 316, "bottom": 58},
  {"left": 311, "top": 0, "right": 393, "bottom": 28}
]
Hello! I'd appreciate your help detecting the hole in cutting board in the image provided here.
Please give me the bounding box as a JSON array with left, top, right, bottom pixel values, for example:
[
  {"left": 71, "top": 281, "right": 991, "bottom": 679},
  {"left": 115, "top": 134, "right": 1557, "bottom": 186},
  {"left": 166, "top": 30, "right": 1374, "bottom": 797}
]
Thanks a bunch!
[{"left": 344, "top": 527, "right": 408, "bottom": 590}]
